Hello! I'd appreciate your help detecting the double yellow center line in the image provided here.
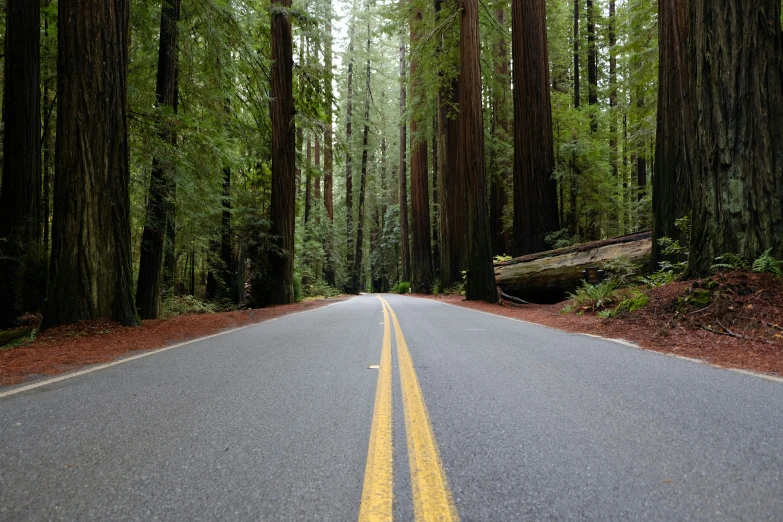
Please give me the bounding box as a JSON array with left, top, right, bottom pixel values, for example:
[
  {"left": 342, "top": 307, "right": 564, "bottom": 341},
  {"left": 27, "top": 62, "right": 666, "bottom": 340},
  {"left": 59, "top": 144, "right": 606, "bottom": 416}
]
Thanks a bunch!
[{"left": 359, "top": 296, "right": 459, "bottom": 522}]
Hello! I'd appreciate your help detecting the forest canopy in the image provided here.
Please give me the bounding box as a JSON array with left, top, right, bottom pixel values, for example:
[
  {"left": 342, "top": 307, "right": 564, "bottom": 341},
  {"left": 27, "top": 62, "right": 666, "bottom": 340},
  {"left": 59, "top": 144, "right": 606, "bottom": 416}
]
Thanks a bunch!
[{"left": 1, "top": 0, "right": 782, "bottom": 328}]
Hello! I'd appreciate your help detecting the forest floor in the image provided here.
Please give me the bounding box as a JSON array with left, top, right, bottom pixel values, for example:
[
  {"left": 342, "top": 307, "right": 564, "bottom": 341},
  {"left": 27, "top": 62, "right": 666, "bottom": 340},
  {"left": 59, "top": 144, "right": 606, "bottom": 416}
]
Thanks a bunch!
[
  {"left": 419, "top": 270, "right": 783, "bottom": 378},
  {"left": 0, "top": 297, "right": 349, "bottom": 387}
]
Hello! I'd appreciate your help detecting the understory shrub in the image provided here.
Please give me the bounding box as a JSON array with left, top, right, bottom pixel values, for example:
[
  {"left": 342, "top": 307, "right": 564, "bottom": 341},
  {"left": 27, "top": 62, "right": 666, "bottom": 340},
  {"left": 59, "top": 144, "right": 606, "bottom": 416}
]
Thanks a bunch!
[
  {"left": 392, "top": 282, "right": 410, "bottom": 294},
  {"left": 562, "top": 281, "right": 618, "bottom": 313},
  {"left": 161, "top": 295, "right": 220, "bottom": 318}
]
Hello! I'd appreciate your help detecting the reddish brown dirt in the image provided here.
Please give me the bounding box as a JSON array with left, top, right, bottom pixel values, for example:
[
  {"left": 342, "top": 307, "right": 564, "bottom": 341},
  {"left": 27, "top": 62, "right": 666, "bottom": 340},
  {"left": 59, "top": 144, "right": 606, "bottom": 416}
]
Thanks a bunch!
[
  {"left": 0, "top": 297, "right": 349, "bottom": 387},
  {"left": 417, "top": 271, "right": 783, "bottom": 377}
]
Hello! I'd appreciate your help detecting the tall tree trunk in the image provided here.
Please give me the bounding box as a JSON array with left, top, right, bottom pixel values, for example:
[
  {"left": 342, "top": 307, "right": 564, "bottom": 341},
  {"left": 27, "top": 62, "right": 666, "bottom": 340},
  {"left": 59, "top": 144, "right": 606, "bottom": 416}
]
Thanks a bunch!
[
  {"left": 609, "top": 0, "right": 619, "bottom": 232},
  {"left": 399, "top": 36, "right": 411, "bottom": 283},
  {"left": 135, "top": 0, "right": 180, "bottom": 319},
  {"left": 409, "top": 10, "right": 433, "bottom": 294},
  {"left": 459, "top": 0, "right": 496, "bottom": 302},
  {"left": 352, "top": 20, "right": 372, "bottom": 295},
  {"left": 439, "top": 81, "right": 463, "bottom": 288},
  {"left": 490, "top": 6, "right": 511, "bottom": 257},
  {"left": 0, "top": 0, "right": 42, "bottom": 327},
  {"left": 305, "top": 137, "right": 312, "bottom": 223},
  {"left": 267, "top": 0, "right": 296, "bottom": 304},
  {"left": 42, "top": 3, "right": 54, "bottom": 255},
  {"left": 636, "top": 97, "right": 647, "bottom": 205},
  {"left": 573, "top": 0, "right": 580, "bottom": 108},
  {"left": 314, "top": 136, "right": 321, "bottom": 201},
  {"left": 345, "top": 18, "right": 356, "bottom": 287},
  {"left": 586, "top": 0, "right": 598, "bottom": 133},
  {"left": 569, "top": 0, "right": 580, "bottom": 236},
  {"left": 220, "top": 166, "right": 235, "bottom": 302},
  {"left": 512, "top": 0, "right": 560, "bottom": 256},
  {"left": 380, "top": 136, "right": 387, "bottom": 230},
  {"left": 688, "top": 0, "right": 783, "bottom": 274},
  {"left": 323, "top": 0, "right": 335, "bottom": 285},
  {"left": 431, "top": 112, "right": 441, "bottom": 276},
  {"left": 437, "top": 3, "right": 464, "bottom": 289},
  {"left": 45, "top": 0, "right": 138, "bottom": 327}
]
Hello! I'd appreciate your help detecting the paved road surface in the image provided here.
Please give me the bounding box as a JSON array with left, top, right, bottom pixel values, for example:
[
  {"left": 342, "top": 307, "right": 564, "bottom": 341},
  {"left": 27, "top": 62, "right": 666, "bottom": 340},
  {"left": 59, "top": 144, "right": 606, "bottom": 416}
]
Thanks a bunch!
[{"left": 2, "top": 294, "right": 782, "bottom": 521}]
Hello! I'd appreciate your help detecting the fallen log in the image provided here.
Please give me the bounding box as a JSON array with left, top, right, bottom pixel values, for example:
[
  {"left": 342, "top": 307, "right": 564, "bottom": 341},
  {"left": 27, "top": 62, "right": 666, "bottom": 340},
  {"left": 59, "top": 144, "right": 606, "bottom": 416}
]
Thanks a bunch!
[
  {"left": 0, "top": 326, "right": 33, "bottom": 346},
  {"left": 494, "top": 232, "right": 652, "bottom": 303}
]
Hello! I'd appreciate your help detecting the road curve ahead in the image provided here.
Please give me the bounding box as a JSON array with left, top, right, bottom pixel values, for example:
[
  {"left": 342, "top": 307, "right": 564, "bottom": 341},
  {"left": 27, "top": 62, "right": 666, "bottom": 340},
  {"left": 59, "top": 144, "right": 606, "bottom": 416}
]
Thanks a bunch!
[{"left": 1, "top": 294, "right": 782, "bottom": 521}]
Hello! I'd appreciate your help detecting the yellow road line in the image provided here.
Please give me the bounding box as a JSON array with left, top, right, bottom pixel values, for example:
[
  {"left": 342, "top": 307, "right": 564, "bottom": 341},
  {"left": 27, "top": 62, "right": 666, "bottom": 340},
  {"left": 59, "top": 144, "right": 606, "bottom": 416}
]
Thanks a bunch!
[
  {"left": 358, "top": 297, "right": 394, "bottom": 522},
  {"left": 381, "top": 297, "right": 459, "bottom": 522}
]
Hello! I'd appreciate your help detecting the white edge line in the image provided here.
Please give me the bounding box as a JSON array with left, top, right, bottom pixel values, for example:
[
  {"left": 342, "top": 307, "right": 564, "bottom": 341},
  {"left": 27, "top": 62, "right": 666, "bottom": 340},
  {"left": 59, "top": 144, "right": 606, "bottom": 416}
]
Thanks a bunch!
[
  {"left": 407, "top": 295, "right": 783, "bottom": 385},
  {"left": 0, "top": 297, "right": 355, "bottom": 399}
]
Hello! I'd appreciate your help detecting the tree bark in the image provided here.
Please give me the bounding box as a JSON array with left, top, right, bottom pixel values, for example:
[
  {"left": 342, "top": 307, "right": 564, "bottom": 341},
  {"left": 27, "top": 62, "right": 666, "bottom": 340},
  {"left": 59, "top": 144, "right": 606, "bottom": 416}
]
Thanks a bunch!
[
  {"left": 345, "top": 18, "right": 356, "bottom": 286},
  {"left": 399, "top": 36, "right": 411, "bottom": 283},
  {"left": 496, "top": 232, "right": 652, "bottom": 302},
  {"left": 135, "top": 0, "right": 180, "bottom": 319},
  {"left": 323, "top": 0, "right": 335, "bottom": 285},
  {"left": 459, "top": 0, "right": 497, "bottom": 302},
  {"left": 351, "top": 19, "right": 372, "bottom": 295},
  {"left": 314, "top": 136, "right": 321, "bottom": 201},
  {"left": 0, "top": 0, "right": 42, "bottom": 327},
  {"left": 652, "top": 0, "right": 693, "bottom": 271},
  {"left": 438, "top": 8, "right": 464, "bottom": 289},
  {"left": 409, "top": 10, "right": 433, "bottom": 294},
  {"left": 45, "top": 0, "right": 138, "bottom": 328},
  {"left": 512, "top": 0, "right": 560, "bottom": 256},
  {"left": 586, "top": 0, "right": 598, "bottom": 133},
  {"left": 569, "top": 0, "right": 580, "bottom": 235},
  {"left": 688, "top": 0, "right": 783, "bottom": 274},
  {"left": 267, "top": 0, "right": 296, "bottom": 304},
  {"left": 609, "top": 0, "right": 619, "bottom": 229},
  {"left": 490, "top": 6, "right": 511, "bottom": 257},
  {"left": 305, "top": 137, "right": 312, "bottom": 223},
  {"left": 220, "top": 166, "right": 235, "bottom": 302}
]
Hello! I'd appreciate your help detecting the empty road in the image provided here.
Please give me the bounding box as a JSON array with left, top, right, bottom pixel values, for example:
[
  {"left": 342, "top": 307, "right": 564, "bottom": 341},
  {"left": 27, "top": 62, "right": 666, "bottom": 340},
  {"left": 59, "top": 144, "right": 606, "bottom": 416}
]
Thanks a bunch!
[{"left": 2, "top": 294, "right": 782, "bottom": 521}]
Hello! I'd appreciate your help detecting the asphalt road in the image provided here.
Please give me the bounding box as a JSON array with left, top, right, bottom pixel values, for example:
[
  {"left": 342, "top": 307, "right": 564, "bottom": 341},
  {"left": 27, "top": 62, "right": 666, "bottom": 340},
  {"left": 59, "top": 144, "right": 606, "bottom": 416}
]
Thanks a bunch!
[{"left": 1, "top": 294, "right": 782, "bottom": 521}]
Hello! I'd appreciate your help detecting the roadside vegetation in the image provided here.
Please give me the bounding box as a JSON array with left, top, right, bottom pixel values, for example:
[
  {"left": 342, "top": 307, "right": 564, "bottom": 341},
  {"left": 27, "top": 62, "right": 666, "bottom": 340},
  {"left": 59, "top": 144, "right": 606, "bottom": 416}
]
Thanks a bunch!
[{"left": 561, "top": 222, "right": 783, "bottom": 346}]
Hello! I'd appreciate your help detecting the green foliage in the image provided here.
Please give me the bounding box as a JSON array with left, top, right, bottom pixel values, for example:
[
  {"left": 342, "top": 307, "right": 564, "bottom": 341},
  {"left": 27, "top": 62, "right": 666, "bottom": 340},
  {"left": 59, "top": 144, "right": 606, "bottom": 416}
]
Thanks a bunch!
[
  {"left": 598, "top": 290, "right": 650, "bottom": 318},
  {"left": 563, "top": 280, "right": 619, "bottom": 313},
  {"left": 602, "top": 256, "right": 641, "bottom": 287},
  {"left": 161, "top": 295, "right": 221, "bottom": 318},
  {"left": 493, "top": 254, "right": 512, "bottom": 263},
  {"left": 392, "top": 282, "right": 410, "bottom": 294},
  {"left": 645, "top": 216, "right": 691, "bottom": 286},
  {"left": 545, "top": 229, "right": 576, "bottom": 250},
  {"left": 752, "top": 249, "right": 783, "bottom": 276},
  {"left": 711, "top": 253, "right": 749, "bottom": 272},
  {"left": 677, "top": 288, "right": 713, "bottom": 311},
  {"left": 293, "top": 271, "right": 303, "bottom": 302},
  {"left": 642, "top": 269, "right": 677, "bottom": 288},
  {"left": 302, "top": 280, "right": 341, "bottom": 299}
]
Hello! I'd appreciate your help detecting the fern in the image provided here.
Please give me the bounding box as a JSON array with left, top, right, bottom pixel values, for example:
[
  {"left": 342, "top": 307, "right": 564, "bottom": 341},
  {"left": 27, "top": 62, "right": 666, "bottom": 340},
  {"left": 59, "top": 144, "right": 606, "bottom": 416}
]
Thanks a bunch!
[
  {"left": 753, "top": 249, "right": 783, "bottom": 276},
  {"left": 711, "top": 253, "right": 749, "bottom": 272}
]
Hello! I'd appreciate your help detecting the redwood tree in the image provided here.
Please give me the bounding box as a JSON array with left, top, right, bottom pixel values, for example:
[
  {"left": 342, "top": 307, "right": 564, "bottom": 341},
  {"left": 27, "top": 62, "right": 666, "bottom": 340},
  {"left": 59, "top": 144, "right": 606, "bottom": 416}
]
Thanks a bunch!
[
  {"left": 438, "top": 73, "right": 464, "bottom": 289},
  {"left": 490, "top": 6, "right": 511, "bottom": 257},
  {"left": 688, "top": 0, "right": 783, "bottom": 274},
  {"left": 345, "top": 20, "right": 356, "bottom": 286},
  {"left": 652, "top": 0, "right": 692, "bottom": 269},
  {"left": 136, "top": 0, "right": 180, "bottom": 319},
  {"left": 409, "top": 10, "right": 433, "bottom": 294},
  {"left": 323, "top": 0, "right": 336, "bottom": 285},
  {"left": 45, "top": 0, "right": 138, "bottom": 327},
  {"left": 267, "top": 0, "right": 296, "bottom": 303},
  {"left": 0, "top": 0, "right": 41, "bottom": 327},
  {"left": 351, "top": 19, "right": 372, "bottom": 295},
  {"left": 399, "top": 36, "right": 411, "bottom": 283},
  {"left": 459, "top": 0, "right": 496, "bottom": 302},
  {"left": 512, "top": 0, "right": 559, "bottom": 256}
]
